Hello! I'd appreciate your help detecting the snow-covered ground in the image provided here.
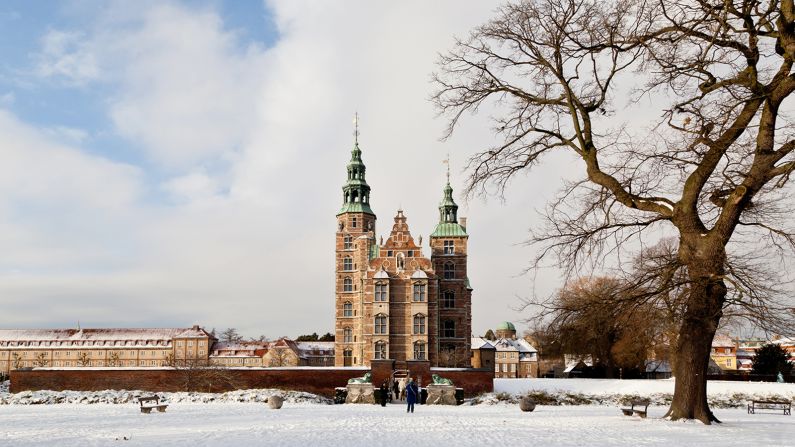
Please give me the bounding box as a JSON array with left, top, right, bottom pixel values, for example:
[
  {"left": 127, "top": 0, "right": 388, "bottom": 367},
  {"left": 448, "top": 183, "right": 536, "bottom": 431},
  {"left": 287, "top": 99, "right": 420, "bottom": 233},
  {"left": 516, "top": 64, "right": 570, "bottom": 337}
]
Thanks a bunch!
[
  {"left": 2, "top": 379, "right": 794, "bottom": 446},
  {"left": 1, "top": 402, "right": 793, "bottom": 446}
]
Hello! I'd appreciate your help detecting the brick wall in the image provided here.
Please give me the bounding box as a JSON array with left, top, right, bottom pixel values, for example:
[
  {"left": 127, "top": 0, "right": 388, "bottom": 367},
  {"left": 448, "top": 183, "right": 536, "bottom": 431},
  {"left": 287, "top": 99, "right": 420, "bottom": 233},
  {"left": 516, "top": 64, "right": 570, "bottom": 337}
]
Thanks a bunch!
[
  {"left": 10, "top": 367, "right": 369, "bottom": 397},
  {"left": 10, "top": 365, "right": 493, "bottom": 398}
]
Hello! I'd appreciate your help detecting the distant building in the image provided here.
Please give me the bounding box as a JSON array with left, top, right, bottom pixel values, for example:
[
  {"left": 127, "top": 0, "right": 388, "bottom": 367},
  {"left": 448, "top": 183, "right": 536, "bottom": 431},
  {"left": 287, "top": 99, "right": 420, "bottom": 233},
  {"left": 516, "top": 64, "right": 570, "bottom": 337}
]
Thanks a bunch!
[
  {"left": 710, "top": 335, "right": 737, "bottom": 371},
  {"left": 0, "top": 326, "right": 214, "bottom": 374},
  {"left": 471, "top": 321, "right": 539, "bottom": 378}
]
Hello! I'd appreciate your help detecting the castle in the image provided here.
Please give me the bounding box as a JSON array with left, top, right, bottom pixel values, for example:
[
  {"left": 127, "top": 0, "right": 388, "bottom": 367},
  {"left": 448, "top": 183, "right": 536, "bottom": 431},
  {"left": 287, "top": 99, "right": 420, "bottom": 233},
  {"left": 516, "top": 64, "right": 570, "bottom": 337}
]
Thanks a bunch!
[{"left": 333, "top": 135, "right": 473, "bottom": 367}]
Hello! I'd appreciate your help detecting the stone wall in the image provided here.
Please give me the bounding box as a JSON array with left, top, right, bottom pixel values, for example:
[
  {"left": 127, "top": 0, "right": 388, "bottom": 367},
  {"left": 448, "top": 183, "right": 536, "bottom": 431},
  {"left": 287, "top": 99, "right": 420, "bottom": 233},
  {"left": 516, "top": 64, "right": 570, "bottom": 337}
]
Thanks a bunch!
[{"left": 430, "top": 368, "right": 493, "bottom": 396}]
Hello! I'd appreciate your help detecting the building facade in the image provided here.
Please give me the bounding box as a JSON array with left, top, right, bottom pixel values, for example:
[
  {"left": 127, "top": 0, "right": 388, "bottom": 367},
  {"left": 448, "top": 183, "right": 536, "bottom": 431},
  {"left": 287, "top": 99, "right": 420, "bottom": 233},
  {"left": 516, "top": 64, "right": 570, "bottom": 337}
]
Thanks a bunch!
[
  {"left": 334, "top": 138, "right": 473, "bottom": 367},
  {"left": 0, "top": 326, "right": 213, "bottom": 374},
  {"left": 471, "top": 322, "right": 539, "bottom": 378}
]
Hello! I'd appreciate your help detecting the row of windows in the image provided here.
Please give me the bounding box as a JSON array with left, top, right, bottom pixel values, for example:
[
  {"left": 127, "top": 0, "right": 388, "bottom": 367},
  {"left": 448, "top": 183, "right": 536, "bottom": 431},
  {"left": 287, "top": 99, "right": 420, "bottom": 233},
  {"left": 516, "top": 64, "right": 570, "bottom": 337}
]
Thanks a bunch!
[
  {"left": 341, "top": 341, "right": 427, "bottom": 362},
  {"left": 341, "top": 289, "right": 456, "bottom": 309},
  {"left": 340, "top": 258, "right": 456, "bottom": 280},
  {"left": 495, "top": 363, "right": 517, "bottom": 373},
  {"left": 341, "top": 319, "right": 456, "bottom": 337}
]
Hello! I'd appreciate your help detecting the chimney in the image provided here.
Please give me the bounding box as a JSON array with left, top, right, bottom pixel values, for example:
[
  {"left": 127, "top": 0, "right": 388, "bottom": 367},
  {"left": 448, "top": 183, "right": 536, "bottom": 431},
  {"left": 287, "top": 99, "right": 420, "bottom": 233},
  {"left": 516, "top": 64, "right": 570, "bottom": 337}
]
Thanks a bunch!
[
  {"left": 459, "top": 217, "right": 467, "bottom": 230},
  {"left": 192, "top": 325, "right": 200, "bottom": 331}
]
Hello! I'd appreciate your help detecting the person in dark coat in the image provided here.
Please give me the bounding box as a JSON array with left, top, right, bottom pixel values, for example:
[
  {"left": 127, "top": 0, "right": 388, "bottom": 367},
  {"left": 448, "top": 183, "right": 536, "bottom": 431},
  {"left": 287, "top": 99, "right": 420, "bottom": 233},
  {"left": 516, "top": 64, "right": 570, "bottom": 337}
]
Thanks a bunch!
[
  {"left": 380, "top": 381, "right": 389, "bottom": 407},
  {"left": 405, "top": 377, "right": 419, "bottom": 413},
  {"left": 392, "top": 379, "right": 400, "bottom": 401}
]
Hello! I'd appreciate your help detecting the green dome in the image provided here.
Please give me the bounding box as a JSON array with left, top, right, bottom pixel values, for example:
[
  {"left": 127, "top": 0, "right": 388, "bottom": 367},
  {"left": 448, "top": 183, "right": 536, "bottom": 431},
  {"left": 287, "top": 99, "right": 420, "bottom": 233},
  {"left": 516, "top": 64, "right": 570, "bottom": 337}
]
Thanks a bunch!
[{"left": 496, "top": 321, "right": 515, "bottom": 331}]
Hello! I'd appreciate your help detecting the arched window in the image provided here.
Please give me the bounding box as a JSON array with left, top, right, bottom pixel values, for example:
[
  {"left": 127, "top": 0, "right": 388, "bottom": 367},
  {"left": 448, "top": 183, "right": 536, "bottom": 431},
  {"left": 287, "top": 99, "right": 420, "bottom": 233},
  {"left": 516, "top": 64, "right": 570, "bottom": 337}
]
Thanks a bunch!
[
  {"left": 343, "top": 277, "right": 353, "bottom": 292},
  {"left": 443, "top": 320, "right": 456, "bottom": 338},
  {"left": 375, "top": 283, "right": 388, "bottom": 302},
  {"left": 343, "top": 301, "right": 353, "bottom": 317},
  {"left": 413, "top": 342, "right": 426, "bottom": 361},
  {"left": 343, "top": 256, "right": 353, "bottom": 271},
  {"left": 374, "top": 341, "right": 387, "bottom": 360},
  {"left": 444, "top": 262, "right": 455, "bottom": 280},
  {"left": 374, "top": 314, "right": 388, "bottom": 334},
  {"left": 343, "top": 327, "right": 353, "bottom": 343},
  {"left": 443, "top": 290, "right": 455, "bottom": 308},
  {"left": 413, "top": 314, "right": 426, "bottom": 335},
  {"left": 412, "top": 283, "right": 426, "bottom": 302},
  {"left": 343, "top": 235, "right": 353, "bottom": 250}
]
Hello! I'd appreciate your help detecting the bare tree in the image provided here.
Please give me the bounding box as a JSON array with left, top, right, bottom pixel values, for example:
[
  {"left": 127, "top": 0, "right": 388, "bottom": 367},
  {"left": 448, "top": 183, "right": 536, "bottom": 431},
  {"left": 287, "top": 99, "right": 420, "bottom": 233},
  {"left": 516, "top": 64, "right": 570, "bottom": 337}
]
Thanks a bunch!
[
  {"left": 220, "top": 328, "right": 243, "bottom": 343},
  {"left": 438, "top": 345, "right": 472, "bottom": 367},
  {"left": 77, "top": 352, "right": 90, "bottom": 367},
  {"left": 433, "top": 0, "right": 795, "bottom": 423},
  {"left": 166, "top": 354, "right": 240, "bottom": 392},
  {"left": 34, "top": 353, "right": 49, "bottom": 367}
]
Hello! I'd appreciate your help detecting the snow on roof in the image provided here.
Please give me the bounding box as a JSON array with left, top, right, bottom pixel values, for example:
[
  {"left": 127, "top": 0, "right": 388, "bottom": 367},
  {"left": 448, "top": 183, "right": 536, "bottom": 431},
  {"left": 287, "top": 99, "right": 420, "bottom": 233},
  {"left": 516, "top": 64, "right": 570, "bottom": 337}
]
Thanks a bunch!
[
  {"left": 491, "top": 337, "right": 538, "bottom": 353},
  {"left": 0, "top": 327, "right": 212, "bottom": 342},
  {"left": 211, "top": 341, "right": 268, "bottom": 351},
  {"left": 471, "top": 337, "right": 495, "bottom": 350},
  {"left": 295, "top": 342, "right": 335, "bottom": 351},
  {"left": 410, "top": 269, "right": 428, "bottom": 279},
  {"left": 711, "top": 335, "right": 735, "bottom": 348}
]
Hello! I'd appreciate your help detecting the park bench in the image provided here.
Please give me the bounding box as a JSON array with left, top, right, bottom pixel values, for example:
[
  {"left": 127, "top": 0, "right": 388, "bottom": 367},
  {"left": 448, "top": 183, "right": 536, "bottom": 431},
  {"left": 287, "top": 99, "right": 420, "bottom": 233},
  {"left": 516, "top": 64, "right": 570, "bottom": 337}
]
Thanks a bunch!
[
  {"left": 138, "top": 396, "right": 168, "bottom": 414},
  {"left": 747, "top": 400, "right": 791, "bottom": 415},
  {"left": 620, "top": 399, "right": 650, "bottom": 418}
]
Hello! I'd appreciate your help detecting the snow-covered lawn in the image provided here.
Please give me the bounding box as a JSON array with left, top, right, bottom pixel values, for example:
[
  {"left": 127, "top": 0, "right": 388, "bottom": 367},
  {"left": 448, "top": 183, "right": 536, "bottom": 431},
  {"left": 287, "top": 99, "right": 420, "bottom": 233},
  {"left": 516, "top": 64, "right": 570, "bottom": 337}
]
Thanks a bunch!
[{"left": 1, "top": 401, "right": 793, "bottom": 447}]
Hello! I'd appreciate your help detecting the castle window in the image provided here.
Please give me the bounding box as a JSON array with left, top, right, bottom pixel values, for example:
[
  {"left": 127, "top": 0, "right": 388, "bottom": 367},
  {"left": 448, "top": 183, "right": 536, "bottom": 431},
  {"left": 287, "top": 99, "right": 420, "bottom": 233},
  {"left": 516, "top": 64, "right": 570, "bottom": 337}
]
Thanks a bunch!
[
  {"left": 343, "top": 328, "right": 353, "bottom": 343},
  {"left": 352, "top": 217, "right": 358, "bottom": 228},
  {"left": 407, "top": 250, "right": 414, "bottom": 257},
  {"left": 443, "top": 290, "right": 455, "bottom": 308},
  {"left": 374, "top": 314, "right": 388, "bottom": 334},
  {"left": 343, "top": 349, "right": 353, "bottom": 366},
  {"left": 413, "top": 314, "right": 426, "bottom": 335},
  {"left": 413, "top": 342, "right": 426, "bottom": 361},
  {"left": 343, "top": 277, "right": 353, "bottom": 292},
  {"left": 344, "top": 235, "right": 353, "bottom": 250},
  {"left": 444, "top": 240, "right": 454, "bottom": 254},
  {"left": 443, "top": 320, "right": 456, "bottom": 338},
  {"left": 413, "top": 283, "right": 426, "bottom": 302},
  {"left": 374, "top": 341, "right": 387, "bottom": 360},
  {"left": 444, "top": 262, "right": 455, "bottom": 280},
  {"left": 387, "top": 250, "right": 393, "bottom": 257},
  {"left": 375, "top": 283, "right": 388, "bottom": 302},
  {"left": 343, "top": 301, "right": 353, "bottom": 317},
  {"left": 343, "top": 256, "right": 353, "bottom": 271}
]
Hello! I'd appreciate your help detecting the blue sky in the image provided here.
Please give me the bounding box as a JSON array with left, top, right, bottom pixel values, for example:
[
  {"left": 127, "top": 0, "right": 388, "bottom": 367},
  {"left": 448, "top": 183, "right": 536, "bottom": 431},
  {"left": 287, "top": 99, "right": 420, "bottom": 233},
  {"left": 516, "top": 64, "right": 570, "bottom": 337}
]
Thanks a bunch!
[{"left": 0, "top": 0, "right": 578, "bottom": 338}]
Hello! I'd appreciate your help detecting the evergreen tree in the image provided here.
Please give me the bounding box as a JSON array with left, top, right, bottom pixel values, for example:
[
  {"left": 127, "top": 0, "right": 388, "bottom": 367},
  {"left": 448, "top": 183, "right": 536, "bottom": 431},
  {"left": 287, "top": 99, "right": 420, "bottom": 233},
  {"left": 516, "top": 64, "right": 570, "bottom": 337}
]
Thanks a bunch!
[
  {"left": 483, "top": 329, "right": 496, "bottom": 341},
  {"left": 752, "top": 343, "right": 793, "bottom": 375}
]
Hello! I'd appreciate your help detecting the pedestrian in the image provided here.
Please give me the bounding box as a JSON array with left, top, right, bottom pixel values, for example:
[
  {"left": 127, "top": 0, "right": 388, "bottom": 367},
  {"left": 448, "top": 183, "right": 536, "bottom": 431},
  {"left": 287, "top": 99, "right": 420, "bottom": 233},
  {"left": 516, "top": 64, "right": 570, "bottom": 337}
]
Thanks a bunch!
[
  {"left": 380, "top": 380, "right": 389, "bottom": 407},
  {"left": 392, "top": 378, "right": 399, "bottom": 401},
  {"left": 405, "top": 377, "right": 419, "bottom": 413}
]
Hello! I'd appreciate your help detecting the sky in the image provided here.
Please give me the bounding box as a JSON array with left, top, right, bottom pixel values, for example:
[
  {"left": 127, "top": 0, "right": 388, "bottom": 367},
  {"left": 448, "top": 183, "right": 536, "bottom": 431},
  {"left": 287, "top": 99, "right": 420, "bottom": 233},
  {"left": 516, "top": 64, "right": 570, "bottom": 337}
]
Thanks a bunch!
[{"left": 2, "top": 0, "right": 742, "bottom": 339}]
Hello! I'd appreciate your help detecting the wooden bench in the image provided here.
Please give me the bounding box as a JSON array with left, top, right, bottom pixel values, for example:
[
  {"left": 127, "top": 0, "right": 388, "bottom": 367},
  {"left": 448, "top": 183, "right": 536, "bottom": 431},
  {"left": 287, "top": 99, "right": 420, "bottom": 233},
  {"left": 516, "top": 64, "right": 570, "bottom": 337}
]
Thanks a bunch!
[
  {"left": 747, "top": 400, "right": 791, "bottom": 415},
  {"left": 138, "top": 396, "right": 168, "bottom": 414},
  {"left": 621, "top": 399, "right": 650, "bottom": 418}
]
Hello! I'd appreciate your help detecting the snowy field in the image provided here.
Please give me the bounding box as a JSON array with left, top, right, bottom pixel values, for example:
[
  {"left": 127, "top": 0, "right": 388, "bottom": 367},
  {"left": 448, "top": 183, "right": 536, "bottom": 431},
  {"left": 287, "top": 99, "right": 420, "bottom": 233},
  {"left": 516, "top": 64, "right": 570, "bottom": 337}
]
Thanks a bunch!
[
  {"left": 1, "top": 401, "right": 794, "bottom": 447},
  {"left": 2, "top": 379, "right": 794, "bottom": 446}
]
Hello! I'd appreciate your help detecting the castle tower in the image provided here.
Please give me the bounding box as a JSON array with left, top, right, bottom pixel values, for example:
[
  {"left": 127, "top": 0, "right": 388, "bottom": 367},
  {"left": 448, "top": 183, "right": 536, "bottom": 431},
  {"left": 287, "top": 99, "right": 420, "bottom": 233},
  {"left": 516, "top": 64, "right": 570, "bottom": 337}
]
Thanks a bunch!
[
  {"left": 429, "top": 180, "right": 473, "bottom": 367},
  {"left": 334, "top": 130, "right": 377, "bottom": 367}
]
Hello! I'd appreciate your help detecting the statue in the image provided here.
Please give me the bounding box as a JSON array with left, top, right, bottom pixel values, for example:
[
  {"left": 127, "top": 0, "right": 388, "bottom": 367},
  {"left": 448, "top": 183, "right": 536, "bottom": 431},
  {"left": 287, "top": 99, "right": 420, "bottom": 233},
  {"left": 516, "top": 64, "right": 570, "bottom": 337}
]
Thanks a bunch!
[
  {"left": 431, "top": 374, "right": 454, "bottom": 386},
  {"left": 348, "top": 372, "right": 372, "bottom": 384},
  {"left": 777, "top": 371, "right": 784, "bottom": 383}
]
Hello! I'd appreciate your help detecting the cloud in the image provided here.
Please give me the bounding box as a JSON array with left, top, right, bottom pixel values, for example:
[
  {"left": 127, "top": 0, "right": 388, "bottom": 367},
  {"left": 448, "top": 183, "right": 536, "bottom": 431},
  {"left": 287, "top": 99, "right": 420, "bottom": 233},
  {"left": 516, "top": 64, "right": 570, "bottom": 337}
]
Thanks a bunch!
[{"left": 3, "top": 1, "right": 568, "bottom": 337}]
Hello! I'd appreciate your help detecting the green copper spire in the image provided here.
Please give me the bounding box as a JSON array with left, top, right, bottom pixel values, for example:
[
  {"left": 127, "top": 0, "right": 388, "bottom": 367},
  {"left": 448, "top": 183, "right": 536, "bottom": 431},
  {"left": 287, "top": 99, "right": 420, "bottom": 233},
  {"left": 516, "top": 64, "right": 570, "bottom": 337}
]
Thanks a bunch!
[
  {"left": 431, "top": 180, "right": 467, "bottom": 237},
  {"left": 338, "top": 116, "right": 374, "bottom": 216}
]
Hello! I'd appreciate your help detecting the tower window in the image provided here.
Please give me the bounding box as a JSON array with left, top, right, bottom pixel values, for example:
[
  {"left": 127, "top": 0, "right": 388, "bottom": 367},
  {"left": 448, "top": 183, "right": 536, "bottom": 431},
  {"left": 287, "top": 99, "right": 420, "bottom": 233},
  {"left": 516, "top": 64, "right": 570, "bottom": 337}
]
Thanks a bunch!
[
  {"left": 343, "top": 277, "right": 353, "bottom": 292},
  {"left": 352, "top": 217, "right": 357, "bottom": 228},
  {"left": 413, "top": 314, "right": 426, "bottom": 335},
  {"left": 343, "top": 327, "right": 353, "bottom": 343},
  {"left": 412, "top": 283, "right": 426, "bottom": 302},
  {"left": 343, "top": 349, "right": 353, "bottom": 366},
  {"left": 413, "top": 342, "right": 426, "bottom": 361},
  {"left": 344, "top": 235, "right": 353, "bottom": 250},
  {"left": 407, "top": 250, "right": 414, "bottom": 257},
  {"left": 375, "top": 283, "right": 388, "bottom": 302},
  {"left": 443, "top": 290, "right": 455, "bottom": 308},
  {"left": 343, "top": 301, "right": 353, "bottom": 317},
  {"left": 374, "top": 314, "right": 388, "bottom": 334},
  {"left": 387, "top": 250, "right": 393, "bottom": 257},
  {"left": 343, "top": 256, "right": 353, "bottom": 271},
  {"left": 444, "top": 240, "right": 454, "bottom": 255},
  {"left": 443, "top": 320, "right": 456, "bottom": 338},
  {"left": 374, "top": 341, "right": 387, "bottom": 360},
  {"left": 444, "top": 262, "right": 455, "bottom": 280}
]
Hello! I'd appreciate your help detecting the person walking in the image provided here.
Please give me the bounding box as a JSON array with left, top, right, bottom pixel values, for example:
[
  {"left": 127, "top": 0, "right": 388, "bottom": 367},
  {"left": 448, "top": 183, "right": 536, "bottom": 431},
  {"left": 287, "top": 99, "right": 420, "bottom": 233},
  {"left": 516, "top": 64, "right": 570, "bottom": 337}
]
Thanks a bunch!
[
  {"left": 380, "top": 380, "right": 389, "bottom": 407},
  {"left": 405, "top": 377, "right": 419, "bottom": 413}
]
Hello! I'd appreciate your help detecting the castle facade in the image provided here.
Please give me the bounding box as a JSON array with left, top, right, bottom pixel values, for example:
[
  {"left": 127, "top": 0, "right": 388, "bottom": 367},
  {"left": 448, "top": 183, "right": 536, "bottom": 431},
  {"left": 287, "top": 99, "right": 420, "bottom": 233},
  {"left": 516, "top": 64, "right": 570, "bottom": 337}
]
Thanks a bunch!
[{"left": 334, "top": 139, "right": 473, "bottom": 367}]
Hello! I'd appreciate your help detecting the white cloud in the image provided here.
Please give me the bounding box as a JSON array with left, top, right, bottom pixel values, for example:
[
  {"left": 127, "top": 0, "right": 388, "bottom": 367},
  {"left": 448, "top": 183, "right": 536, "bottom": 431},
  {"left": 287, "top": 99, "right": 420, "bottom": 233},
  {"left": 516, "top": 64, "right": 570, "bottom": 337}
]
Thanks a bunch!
[{"left": 3, "top": 1, "right": 570, "bottom": 337}]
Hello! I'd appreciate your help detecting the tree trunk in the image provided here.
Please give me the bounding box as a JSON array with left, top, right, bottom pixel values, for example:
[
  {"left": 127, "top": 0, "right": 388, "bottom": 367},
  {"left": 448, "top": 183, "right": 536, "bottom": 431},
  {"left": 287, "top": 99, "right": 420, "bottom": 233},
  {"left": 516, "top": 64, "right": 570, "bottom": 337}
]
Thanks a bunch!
[{"left": 665, "top": 237, "right": 727, "bottom": 424}]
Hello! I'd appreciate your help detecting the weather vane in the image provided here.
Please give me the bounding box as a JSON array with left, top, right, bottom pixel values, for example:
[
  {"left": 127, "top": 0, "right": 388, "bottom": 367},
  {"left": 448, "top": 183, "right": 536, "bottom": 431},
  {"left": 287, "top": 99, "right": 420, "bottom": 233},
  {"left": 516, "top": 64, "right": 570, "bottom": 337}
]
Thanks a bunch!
[{"left": 353, "top": 112, "right": 360, "bottom": 145}]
